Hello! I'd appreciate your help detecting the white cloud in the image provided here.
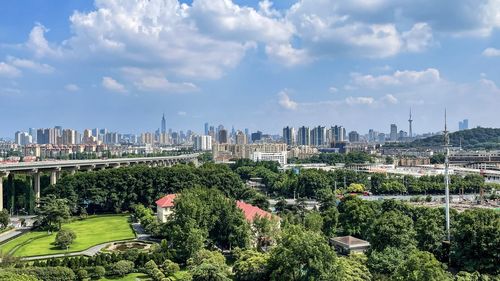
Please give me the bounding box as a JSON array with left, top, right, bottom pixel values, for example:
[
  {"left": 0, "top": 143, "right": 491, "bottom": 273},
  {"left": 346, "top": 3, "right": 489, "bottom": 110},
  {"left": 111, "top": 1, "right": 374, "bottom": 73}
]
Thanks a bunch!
[
  {"left": 482, "top": 47, "right": 500, "bottom": 57},
  {"left": 135, "top": 76, "right": 198, "bottom": 93},
  {"left": 329, "top": 86, "right": 338, "bottom": 93},
  {"left": 0, "top": 62, "right": 21, "bottom": 78},
  {"left": 26, "top": 24, "right": 61, "bottom": 58},
  {"left": 278, "top": 90, "right": 298, "bottom": 110},
  {"left": 351, "top": 68, "right": 441, "bottom": 88},
  {"left": 382, "top": 94, "right": 398, "bottom": 104},
  {"left": 265, "top": 43, "right": 311, "bottom": 66},
  {"left": 345, "top": 96, "right": 375, "bottom": 105},
  {"left": 402, "top": 23, "right": 433, "bottom": 52},
  {"left": 65, "top": 84, "right": 80, "bottom": 92},
  {"left": 102, "top": 76, "right": 126, "bottom": 93},
  {"left": 7, "top": 57, "right": 54, "bottom": 74},
  {"left": 177, "top": 111, "right": 187, "bottom": 116},
  {"left": 190, "top": 0, "right": 293, "bottom": 43}
]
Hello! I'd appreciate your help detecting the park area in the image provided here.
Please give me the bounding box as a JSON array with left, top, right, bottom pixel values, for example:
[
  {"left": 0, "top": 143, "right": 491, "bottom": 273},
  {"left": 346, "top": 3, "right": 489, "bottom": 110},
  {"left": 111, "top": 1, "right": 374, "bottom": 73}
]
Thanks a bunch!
[{"left": 0, "top": 215, "right": 135, "bottom": 257}]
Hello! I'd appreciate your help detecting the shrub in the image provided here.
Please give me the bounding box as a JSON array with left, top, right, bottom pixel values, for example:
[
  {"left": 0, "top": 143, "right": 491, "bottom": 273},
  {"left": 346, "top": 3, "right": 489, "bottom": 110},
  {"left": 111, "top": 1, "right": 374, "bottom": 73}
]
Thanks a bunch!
[
  {"left": 55, "top": 229, "right": 77, "bottom": 250},
  {"left": 110, "top": 260, "right": 135, "bottom": 277}
]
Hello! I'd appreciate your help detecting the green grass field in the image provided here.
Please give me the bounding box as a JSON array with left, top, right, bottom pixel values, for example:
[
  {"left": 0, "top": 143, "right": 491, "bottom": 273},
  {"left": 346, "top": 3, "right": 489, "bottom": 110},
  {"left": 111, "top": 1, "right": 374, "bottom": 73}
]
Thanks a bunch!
[
  {"left": 99, "top": 273, "right": 151, "bottom": 281},
  {"left": 0, "top": 215, "right": 135, "bottom": 257}
]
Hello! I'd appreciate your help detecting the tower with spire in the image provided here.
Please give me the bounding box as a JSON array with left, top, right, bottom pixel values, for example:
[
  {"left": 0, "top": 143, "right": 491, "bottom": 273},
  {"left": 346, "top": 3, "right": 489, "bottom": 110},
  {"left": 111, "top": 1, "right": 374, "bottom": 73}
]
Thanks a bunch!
[
  {"left": 161, "top": 113, "right": 167, "bottom": 134},
  {"left": 408, "top": 108, "right": 413, "bottom": 139}
]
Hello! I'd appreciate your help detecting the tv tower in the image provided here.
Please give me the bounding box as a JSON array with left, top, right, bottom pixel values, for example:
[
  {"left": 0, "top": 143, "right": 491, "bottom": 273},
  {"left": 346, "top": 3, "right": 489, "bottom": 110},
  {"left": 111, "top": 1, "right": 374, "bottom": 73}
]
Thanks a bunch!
[
  {"left": 444, "top": 109, "right": 451, "bottom": 242},
  {"left": 408, "top": 108, "right": 413, "bottom": 139}
]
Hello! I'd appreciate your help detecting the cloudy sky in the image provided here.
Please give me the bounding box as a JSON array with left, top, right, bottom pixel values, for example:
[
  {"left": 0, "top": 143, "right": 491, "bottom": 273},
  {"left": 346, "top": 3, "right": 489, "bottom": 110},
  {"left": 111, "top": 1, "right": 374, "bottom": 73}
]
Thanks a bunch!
[{"left": 1, "top": 0, "right": 500, "bottom": 137}]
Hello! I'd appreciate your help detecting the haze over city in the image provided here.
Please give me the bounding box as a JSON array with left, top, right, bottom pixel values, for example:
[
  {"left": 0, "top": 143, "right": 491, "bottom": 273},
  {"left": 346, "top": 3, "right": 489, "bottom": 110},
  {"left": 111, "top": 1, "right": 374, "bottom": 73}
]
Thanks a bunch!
[{"left": 1, "top": 0, "right": 500, "bottom": 137}]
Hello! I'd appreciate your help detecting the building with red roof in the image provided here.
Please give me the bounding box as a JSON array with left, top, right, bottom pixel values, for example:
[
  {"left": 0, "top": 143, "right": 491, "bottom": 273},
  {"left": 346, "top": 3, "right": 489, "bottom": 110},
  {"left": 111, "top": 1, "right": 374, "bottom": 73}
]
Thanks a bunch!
[
  {"left": 155, "top": 194, "right": 275, "bottom": 223},
  {"left": 155, "top": 194, "right": 177, "bottom": 222}
]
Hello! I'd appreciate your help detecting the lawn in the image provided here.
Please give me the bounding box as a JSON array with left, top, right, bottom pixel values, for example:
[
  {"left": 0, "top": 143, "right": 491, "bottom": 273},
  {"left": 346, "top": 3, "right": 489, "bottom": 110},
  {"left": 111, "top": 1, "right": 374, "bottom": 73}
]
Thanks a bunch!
[
  {"left": 99, "top": 273, "right": 151, "bottom": 281},
  {"left": 0, "top": 215, "right": 135, "bottom": 257}
]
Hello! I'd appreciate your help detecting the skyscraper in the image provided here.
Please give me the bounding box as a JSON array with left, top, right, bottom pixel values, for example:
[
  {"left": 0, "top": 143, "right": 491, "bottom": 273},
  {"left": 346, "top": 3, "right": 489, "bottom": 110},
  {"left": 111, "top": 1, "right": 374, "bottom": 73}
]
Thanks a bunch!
[
  {"left": 218, "top": 129, "right": 228, "bottom": 144},
  {"left": 235, "top": 131, "right": 247, "bottom": 144},
  {"left": 459, "top": 119, "right": 469, "bottom": 131},
  {"left": 204, "top": 122, "right": 209, "bottom": 135},
  {"left": 251, "top": 131, "right": 262, "bottom": 143},
  {"left": 161, "top": 114, "right": 167, "bottom": 134},
  {"left": 282, "top": 126, "right": 295, "bottom": 146},
  {"left": 348, "top": 131, "right": 360, "bottom": 142},
  {"left": 297, "top": 126, "right": 310, "bottom": 146},
  {"left": 311, "top": 126, "right": 326, "bottom": 146},
  {"left": 390, "top": 124, "right": 398, "bottom": 141},
  {"left": 332, "top": 125, "right": 346, "bottom": 142}
]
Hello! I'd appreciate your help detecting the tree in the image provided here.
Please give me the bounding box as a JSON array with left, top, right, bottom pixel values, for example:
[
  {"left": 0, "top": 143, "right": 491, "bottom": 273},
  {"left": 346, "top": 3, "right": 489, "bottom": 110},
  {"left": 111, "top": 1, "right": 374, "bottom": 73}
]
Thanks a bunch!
[
  {"left": 321, "top": 206, "right": 339, "bottom": 237},
  {"left": 368, "top": 246, "right": 407, "bottom": 276},
  {"left": 451, "top": 209, "right": 500, "bottom": 274},
  {"left": 368, "top": 211, "right": 416, "bottom": 251},
  {"left": 0, "top": 209, "right": 9, "bottom": 229},
  {"left": 414, "top": 208, "right": 445, "bottom": 257},
  {"left": 252, "top": 216, "right": 280, "bottom": 251},
  {"left": 233, "top": 250, "right": 270, "bottom": 281},
  {"left": 391, "top": 250, "right": 452, "bottom": 281},
  {"left": 110, "top": 260, "right": 134, "bottom": 277},
  {"left": 335, "top": 253, "right": 372, "bottom": 281},
  {"left": 55, "top": 229, "right": 76, "bottom": 250},
  {"left": 304, "top": 211, "right": 324, "bottom": 232},
  {"left": 35, "top": 195, "right": 71, "bottom": 231},
  {"left": 267, "top": 225, "right": 337, "bottom": 281},
  {"left": 188, "top": 250, "right": 231, "bottom": 281},
  {"left": 338, "top": 196, "right": 379, "bottom": 239},
  {"left": 92, "top": 266, "right": 105, "bottom": 279},
  {"left": 347, "top": 183, "right": 365, "bottom": 193},
  {"left": 162, "top": 259, "right": 180, "bottom": 276}
]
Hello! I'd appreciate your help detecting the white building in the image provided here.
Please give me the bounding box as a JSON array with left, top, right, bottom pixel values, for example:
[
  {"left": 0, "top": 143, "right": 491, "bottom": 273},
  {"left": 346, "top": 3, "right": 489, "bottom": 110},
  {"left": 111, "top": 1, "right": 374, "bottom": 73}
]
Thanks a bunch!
[
  {"left": 252, "top": 151, "right": 287, "bottom": 166},
  {"left": 193, "top": 135, "right": 212, "bottom": 151},
  {"left": 15, "top": 131, "right": 32, "bottom": 146}
]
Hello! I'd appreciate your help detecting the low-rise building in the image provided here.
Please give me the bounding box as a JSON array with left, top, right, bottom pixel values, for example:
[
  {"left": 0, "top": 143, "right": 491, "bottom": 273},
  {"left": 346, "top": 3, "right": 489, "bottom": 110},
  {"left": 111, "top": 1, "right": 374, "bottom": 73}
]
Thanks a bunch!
[{"left": 330, "top": 236, "right": 370, "bottom": 255}]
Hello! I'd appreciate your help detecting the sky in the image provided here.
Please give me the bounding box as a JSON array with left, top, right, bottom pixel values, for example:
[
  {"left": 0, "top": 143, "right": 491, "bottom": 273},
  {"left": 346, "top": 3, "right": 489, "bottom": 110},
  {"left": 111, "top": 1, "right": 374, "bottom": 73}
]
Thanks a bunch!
[{"left": 1, "top": 0, "right": 500, "bottom": 138}]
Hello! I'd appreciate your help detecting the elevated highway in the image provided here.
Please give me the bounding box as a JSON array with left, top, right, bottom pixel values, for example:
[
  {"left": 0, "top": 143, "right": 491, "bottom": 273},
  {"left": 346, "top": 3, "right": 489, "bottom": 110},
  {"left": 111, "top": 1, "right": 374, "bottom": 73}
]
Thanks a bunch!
[{"left": 0, "top": 154, "right": 199, "bottom": 211}]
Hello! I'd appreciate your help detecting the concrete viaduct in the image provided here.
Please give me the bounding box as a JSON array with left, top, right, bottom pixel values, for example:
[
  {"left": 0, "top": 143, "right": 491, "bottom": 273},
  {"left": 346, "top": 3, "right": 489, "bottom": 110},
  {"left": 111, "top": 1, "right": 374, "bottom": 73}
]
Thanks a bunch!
[{"left": 0, "top": 154, "right": 200, "bottom": 211}]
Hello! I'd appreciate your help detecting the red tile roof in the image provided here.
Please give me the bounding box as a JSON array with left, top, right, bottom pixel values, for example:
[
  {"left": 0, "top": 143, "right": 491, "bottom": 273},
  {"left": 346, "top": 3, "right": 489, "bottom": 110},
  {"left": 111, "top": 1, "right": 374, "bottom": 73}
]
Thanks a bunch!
[
  {"left": 155, "top": 194, "right": 274, "bottom": 222},
  {"left": 236, "top": 200, "right": 273, "bottom": 222},
  {"left": 155, "top": 194, "right": 177, "bottom": 208}
]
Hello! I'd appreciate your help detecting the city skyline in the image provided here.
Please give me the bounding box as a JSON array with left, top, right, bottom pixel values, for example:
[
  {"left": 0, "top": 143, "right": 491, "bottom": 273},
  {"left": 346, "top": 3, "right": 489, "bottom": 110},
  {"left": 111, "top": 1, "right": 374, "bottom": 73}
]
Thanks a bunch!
[{"left": 1, "top": 0, "right": 500, "bottom": 137}]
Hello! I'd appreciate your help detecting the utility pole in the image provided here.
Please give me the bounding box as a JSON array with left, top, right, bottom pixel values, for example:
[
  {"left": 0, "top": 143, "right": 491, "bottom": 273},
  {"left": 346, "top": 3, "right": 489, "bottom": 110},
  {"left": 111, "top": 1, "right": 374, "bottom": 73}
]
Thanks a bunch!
[{"left": 444, "top": 110, "right": 451, "bottom": 242}]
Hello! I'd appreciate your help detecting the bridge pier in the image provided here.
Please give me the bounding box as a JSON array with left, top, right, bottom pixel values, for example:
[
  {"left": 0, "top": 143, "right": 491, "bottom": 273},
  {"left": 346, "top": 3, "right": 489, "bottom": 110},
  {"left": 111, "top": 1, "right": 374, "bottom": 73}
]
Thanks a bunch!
[
  {"left": 33, "top": 172, "right": 41, "bottom": 203},
  {"left": 50, "top": 168, "right": 61, "bottom": 185},
  {"left": 0, "top": 172, "right": 9, "bottom": 211}
]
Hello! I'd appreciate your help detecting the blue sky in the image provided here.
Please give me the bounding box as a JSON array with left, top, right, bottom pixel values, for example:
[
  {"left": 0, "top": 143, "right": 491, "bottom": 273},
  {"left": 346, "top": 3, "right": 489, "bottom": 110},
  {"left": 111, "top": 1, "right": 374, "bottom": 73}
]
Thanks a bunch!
[{"left": 1, "top": 0, "right": 500, "bottom": 138}]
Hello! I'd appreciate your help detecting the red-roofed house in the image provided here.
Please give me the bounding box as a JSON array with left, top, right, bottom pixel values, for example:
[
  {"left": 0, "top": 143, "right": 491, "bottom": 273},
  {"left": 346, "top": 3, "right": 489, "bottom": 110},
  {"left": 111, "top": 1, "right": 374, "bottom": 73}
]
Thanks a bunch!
[
  {"left": 155, "top": 194, "right": 275, "bottom": 223},
  {"left": 236, "top": 200, "right": 273, "bottom": 222},
  {"left": 155, "top": 194, "right": 177, "bottom": 222}
]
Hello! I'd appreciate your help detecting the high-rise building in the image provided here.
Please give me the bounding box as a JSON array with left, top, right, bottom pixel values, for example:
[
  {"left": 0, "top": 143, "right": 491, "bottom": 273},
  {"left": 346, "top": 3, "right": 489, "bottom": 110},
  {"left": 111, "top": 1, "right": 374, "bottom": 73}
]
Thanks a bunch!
[
  {"left": 204, "top": 122, "right": 209, "bottom": 135},
  {"left": 398, "top": 130, "right": 407, "bottom": 141},
  {"left": 251, "top": 131, "right": 263, "bottom": 143},
  {"left": 390, "top": 124, "right": 398, "bottom": 141},
  {"left": 15, "top": 131, "right": 32, "bottom": 145},
  {"left": 193, "top": 135, "right": 212, "bottom": 151},
  {"left": 332, "top": 125, "right": 346, "bottom": 142},
  {"left": 161, "top": 114, "right": 167, "bottom": 134},
  {"left": 235, "top": 131, "right": 247, "bottom": 145},
  {"left": 378, "top": 133, "right": 386, "bottom": 143},
  {"left": 459, "top": 119, "right": 469, "bottom": 131},
  {"left": 29, "top": 128, "right": 37, "bottom": 143},
  {"left": 282, "top": 126, "right": 295, "bottom": 146},
  {"left": 218, "top": 129, "right": 228, "bottom": 144},
  {"left": 311, "top": 126, "right": 326, "bottom": 146},
  {"left": 141, "top": 132, "right": 154, "bottom": 145},
  {"left": 297, "top": 126, "right": 310, "bottom": 146},
  {"left": 62, "top": 129, "right": 77, "bottom": 145},
  {"left": 348, "top": 131, "right": 360, "bottom": 142}
]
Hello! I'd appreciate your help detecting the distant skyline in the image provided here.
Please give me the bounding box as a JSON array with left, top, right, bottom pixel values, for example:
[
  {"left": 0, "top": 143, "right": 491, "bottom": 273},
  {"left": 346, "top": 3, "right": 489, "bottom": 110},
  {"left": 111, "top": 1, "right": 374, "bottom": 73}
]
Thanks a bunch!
[{"left": 1, "top": 0, "right": 499, "bottom": 137}]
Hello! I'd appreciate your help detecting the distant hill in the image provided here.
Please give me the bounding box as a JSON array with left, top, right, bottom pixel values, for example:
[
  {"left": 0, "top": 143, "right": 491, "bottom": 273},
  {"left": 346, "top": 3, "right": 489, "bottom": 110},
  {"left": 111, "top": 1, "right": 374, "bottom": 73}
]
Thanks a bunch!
[{"left": 390, "top": 127, "right": 500, "bottom": 150}]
